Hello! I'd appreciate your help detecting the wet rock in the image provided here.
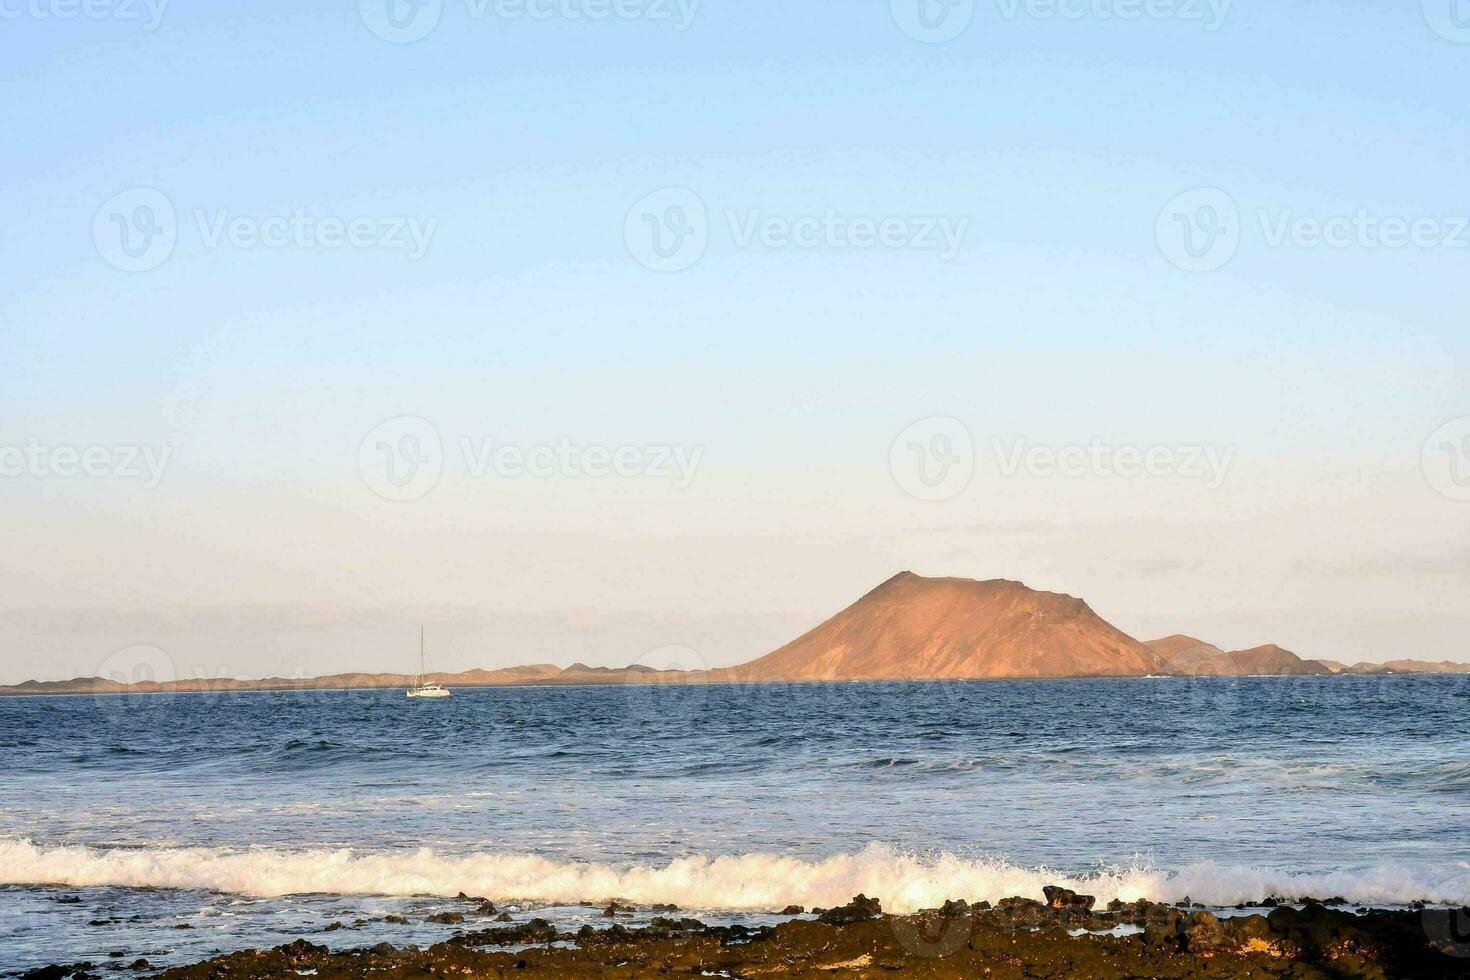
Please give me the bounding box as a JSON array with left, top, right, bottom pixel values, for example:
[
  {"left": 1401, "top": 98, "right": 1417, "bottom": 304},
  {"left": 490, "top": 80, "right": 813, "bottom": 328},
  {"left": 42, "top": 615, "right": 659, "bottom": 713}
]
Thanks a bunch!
[
  {"left": 1106, "top": 899, "right": 1154, "bottom": 925},
  {"left": 21, "top": 967, "right": 73, "bottom": 980},
  {"left": 472, "top": 900, "right": 498, "bottom": 916},
  {"left": 426, "top": 911, "right": 465, "bottom": 924},
  {"left": 817, "top": 894, "right": 882, "bottom": 925},
  {"left": 1183, "top": 910, "right": 1225, "bottom": 951},
  {"left": 649, "top": 916, "right": 706, "bottom": 932},
  {"left": 454, "top": 891, "right": 487, "bottom": 903},
  {"left": 367, "top": 943, "right": 395, "bottom": 955},
  {"left": 990, "top": 896, "right": 1050, "bottom": 929},
  {"left": 938, "top": 899, "right": 970, "bottom": 917},
  {"left": 649, "top": 902, "right": 680, "bottom": 912},
  {"left": 277, "top": 939, "right": 326, "bottom": 959},
  {"left": 1265, "top": 900, "right": 1362, "bottom": 955},
  {"left": 578, "top": 922, "right": 638, "bottom": 945},
  {"left": 109, "top": 899, "right": 1470, "bottom": 980},
  {"left": 57, "top": 896, "right": 83, "bottom": 905},
  {"left": 494, "top": 911, "right": 512, "bottom": 921},
  {"left": 1042, "top": 885, "right": 1095, "bottom": 911},
  {"left": 1142, "top": 907, "right": 1184, "bottom": 947},
  {"left": 1267, "top": 904, "right": 1302, "bottom": 932},
  {"left": 378, "top": 914, "right": 409, "bottom": 925},
  {"left": 126, "top": 961, "right": 150, "bottom": 972},
  {"left": 601, "top": 901, "right": 634, "bottom": 917},
  {"left": 453, "top": 917, "right": 559, "bottom": 947},
  {"left": 1224, "top": 913, "right": 1272, "bottom": 943},
  {"left": 705, "top": 922, "right": 769, "bottom": 946},
  {"left": 321, "top": 921, "right": 345, "bottom": 932},
  {"left": 779, "top": 904, "right": 805, "bottom": 915}
]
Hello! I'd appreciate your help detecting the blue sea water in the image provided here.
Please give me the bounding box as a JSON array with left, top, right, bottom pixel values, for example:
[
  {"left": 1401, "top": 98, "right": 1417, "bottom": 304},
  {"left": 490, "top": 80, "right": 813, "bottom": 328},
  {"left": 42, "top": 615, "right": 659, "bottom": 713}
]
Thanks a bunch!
[{"left": 2, "top": 675, "right": 1468, "bottom": 972}]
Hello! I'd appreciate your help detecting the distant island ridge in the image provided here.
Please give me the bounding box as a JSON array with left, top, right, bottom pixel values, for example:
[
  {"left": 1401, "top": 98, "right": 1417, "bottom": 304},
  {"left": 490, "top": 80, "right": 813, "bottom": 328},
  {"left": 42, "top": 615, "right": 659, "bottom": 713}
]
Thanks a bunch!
[{"left": 4, "top": 572, "right": 1467, "bottom": 694}]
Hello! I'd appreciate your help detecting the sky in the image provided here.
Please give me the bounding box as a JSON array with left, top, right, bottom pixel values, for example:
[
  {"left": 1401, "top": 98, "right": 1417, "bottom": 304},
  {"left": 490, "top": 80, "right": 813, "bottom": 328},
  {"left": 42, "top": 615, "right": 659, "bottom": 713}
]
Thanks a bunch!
[{"left": 1, "top": 0, "right": 1468, "bottom": 684}]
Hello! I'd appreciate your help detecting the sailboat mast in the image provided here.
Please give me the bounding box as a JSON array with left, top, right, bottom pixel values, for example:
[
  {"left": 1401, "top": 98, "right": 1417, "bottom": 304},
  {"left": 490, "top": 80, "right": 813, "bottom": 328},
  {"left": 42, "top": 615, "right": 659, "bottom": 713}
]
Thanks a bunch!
[{"left": 419, "top": 626, "right": 425, "bottom": 685}]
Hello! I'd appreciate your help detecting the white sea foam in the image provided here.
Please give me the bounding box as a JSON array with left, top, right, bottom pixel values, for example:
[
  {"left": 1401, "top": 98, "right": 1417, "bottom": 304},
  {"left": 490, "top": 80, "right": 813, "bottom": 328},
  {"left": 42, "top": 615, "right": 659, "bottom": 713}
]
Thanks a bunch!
[{"left": 2, "top": 839, "right": 1466, "bottom": 910}]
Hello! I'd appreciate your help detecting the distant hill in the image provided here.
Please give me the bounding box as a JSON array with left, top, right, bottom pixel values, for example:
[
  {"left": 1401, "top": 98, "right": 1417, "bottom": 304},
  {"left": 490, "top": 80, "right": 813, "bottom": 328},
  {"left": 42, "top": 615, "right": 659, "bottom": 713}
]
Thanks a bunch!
[
  {"left": 723, "top": 572, "right": 1165, "bottom": 681},
  {"left": 1145, "top": 635, "right": 1470, "bottom": 677},
  {"left": 1228, "top": 644, "right": 1337, "bottom": 676},
  {"left": 6, "top": 573, "right": 1467, "bottom": 695},
  {"left": 1144, "top": 635, "right": 1234, "bottom": 673},
  {"left": 0, "top": 664, "right": 568, "bottom": 696},
  {"left": 0, "top": 660, "right": 697, "bottom": 695},
  {"left": 1145, "top": 636, "right": 1334, "bottom": 676},
  {"left": 1347, "top": 659, "right": 1470, "bottom": 675}
]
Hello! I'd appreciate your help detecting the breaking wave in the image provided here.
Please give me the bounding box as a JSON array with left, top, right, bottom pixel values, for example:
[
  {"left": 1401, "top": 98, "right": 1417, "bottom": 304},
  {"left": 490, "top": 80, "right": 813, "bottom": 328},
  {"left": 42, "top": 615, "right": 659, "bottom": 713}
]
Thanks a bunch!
[{"left": 3, "top": 839, "right": 1466, "bottom": 910}]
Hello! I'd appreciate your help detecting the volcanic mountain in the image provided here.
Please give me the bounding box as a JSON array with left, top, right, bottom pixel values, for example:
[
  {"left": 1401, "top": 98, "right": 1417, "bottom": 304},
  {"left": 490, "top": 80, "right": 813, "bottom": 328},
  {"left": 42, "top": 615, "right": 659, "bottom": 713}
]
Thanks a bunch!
[
  {"left": 723, "top": 572, "right": 1166, "bottom": 681},
  {"left": 1144, "top": 635, "right": 1334, "bottom": 676}
]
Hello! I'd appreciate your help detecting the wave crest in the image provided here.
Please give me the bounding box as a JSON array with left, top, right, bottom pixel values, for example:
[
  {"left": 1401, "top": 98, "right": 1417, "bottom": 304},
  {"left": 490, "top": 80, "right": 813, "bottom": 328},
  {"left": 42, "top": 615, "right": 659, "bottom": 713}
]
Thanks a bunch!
[{"left": 2, "top": 839, "right": 1466, "bottom": 910}]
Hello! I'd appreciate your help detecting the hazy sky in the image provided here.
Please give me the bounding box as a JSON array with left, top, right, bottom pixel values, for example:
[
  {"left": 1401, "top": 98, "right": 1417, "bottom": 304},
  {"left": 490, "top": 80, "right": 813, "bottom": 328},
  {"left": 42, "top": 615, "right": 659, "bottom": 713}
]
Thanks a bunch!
[{"left": 2, "top": 0, "right": 1468, "bottom": 684}]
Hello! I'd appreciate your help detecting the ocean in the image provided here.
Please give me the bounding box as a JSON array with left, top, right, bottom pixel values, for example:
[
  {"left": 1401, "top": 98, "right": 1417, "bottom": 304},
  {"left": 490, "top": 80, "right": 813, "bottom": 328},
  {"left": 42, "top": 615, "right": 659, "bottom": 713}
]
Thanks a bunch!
[{"left": 3, "top": 675, "right": 1468, "bottom": 972}]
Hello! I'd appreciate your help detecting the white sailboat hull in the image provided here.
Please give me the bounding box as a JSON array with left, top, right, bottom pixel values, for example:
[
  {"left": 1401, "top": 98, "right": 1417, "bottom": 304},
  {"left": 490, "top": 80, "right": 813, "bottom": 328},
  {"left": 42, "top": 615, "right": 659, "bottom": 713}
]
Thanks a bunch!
[{"left": 407, "top": 627, "right": 451, "bottom": 697}]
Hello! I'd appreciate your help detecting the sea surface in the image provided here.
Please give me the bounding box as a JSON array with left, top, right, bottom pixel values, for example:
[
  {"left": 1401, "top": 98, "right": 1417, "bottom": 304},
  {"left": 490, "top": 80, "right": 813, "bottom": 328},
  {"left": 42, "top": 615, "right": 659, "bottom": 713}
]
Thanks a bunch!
[{"left": 2, "top": 675, "right": 1469, "bottom": 972}]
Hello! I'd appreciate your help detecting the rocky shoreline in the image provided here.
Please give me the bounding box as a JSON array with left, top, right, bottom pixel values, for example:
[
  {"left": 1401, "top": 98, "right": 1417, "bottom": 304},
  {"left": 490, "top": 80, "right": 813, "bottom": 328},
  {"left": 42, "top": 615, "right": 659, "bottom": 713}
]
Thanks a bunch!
[{"left": 20, "top": 891, "right": 1470, "bottom": 980}]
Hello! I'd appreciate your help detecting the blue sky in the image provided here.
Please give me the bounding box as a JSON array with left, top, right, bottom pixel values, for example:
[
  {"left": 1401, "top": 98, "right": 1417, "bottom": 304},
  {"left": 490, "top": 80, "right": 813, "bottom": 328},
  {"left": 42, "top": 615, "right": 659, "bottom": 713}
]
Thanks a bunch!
[{"left": 1, "top": 0, "right": 1467, "bottom": 682}]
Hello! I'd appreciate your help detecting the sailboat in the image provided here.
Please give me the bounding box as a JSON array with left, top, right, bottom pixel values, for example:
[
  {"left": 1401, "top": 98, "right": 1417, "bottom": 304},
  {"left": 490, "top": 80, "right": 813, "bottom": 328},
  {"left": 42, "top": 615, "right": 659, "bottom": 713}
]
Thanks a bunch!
[{"left": 406, "top": 626, "right": 451, "bottom": 698}]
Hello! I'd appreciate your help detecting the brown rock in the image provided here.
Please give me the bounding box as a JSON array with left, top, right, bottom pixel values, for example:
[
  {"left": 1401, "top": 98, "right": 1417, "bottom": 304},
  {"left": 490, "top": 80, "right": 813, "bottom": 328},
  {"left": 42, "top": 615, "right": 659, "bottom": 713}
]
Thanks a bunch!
[
  {"left": 1042, "top": 885, "right": 1095, "bottom": 911},
  {"left": 817, "top": 894, "right": 883, "bottom": 924},
  {"left": 1142, "top": 907, "right": 1184, "bottom": 946},
  {"left": 1183, "top": 910, "right": 1225, "bottom": 951},
  {"left": 1225, "top": 913, "right": 1272, "bottom": 944}
]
